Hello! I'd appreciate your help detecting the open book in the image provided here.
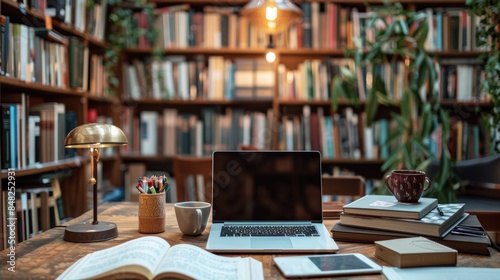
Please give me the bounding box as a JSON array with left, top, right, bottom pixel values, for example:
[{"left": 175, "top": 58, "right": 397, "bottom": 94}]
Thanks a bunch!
[{"left": 56, "top": 236, "right": 264, "bottom": 280}]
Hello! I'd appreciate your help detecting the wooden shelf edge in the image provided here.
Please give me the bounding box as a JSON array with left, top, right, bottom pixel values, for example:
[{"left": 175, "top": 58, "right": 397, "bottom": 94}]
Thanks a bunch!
[
  {"left": 122, "top": 98, "right": 273, "bottom": 106},
  {"left": 121, "top": 154, "right": 174, "bottom": 162},
  {"left": 0, "top": 76, "right": 86, "bottom": 97},
  {"left": 322, "top": 158, "right": 385, "bottom": 164},
  {"left": 121, "top": 154, "right": 384, "bottom": 165},
  {"left": 1, "top": 157, "right": 85, "bottom": 179}
]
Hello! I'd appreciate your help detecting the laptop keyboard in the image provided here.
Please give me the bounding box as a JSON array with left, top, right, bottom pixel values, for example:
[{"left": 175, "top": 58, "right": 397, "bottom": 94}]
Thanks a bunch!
[{"left": 220, "top": 225, "right": 319, "bottom": 237}]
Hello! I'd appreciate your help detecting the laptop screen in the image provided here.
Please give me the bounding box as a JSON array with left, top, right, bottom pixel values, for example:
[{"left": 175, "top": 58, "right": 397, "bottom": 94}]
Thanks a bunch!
[{"left": 212, "top": 151, "right": 323, "bottom": 223}]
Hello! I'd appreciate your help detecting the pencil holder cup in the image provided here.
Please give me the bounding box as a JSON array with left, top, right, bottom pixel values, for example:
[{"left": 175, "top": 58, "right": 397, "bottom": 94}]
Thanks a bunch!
[{"left": 138, "top": 192, "right": 166, "bottom": 233}]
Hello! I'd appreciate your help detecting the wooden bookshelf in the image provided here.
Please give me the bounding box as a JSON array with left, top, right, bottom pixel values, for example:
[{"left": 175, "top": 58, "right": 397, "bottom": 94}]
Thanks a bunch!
[
  {"left": 0, "top": 0, "right": 122, "bottom": 249},
  {"left": 113, "top": 0, "right": 493, "bottom": 182}
]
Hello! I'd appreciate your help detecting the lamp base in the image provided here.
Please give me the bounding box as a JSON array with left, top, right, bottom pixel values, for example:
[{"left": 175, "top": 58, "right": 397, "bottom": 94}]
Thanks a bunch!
[{"left": 63, "top": 221, "right": 118, "bottom": 243}]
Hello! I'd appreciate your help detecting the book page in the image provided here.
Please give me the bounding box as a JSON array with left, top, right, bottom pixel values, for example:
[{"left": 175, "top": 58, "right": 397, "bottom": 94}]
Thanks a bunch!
[
  {"left": 56, "top": 236, "right": 170, "bottom": 280},
  {"left": 154, "top": 244, "right": 260, "bottom": 280}
]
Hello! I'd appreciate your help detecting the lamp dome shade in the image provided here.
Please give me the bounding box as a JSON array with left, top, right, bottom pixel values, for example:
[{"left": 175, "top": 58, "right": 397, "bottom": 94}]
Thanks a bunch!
[
  {"left": 65, "top": 123, "right": 128, "bottom": 148},
  {"left": 240, "top": 0, "right": 302, "bottom": 34}
]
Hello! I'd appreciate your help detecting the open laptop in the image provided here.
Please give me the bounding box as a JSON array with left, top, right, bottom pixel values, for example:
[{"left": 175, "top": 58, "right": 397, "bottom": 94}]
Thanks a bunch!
[{"left": 206, "top": 150, "right": 339, "bottom": 253}]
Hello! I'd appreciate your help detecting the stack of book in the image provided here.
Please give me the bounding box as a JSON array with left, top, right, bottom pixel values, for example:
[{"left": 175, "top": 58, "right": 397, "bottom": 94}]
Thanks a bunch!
[{"left": 331, "top": 195, "right": 492, "bottom": 255}]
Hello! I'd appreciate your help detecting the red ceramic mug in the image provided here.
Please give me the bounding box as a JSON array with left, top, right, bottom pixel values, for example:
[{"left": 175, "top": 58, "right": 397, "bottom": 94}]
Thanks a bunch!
[{"left": 384, "top": 170, "right": 431, "bottom": 203}]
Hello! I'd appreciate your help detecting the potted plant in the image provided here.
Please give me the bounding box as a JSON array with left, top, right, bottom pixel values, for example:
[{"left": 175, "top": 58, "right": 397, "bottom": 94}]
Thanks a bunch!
[{"left": 332, "top": 2, "right": 460, "bottom": 202}]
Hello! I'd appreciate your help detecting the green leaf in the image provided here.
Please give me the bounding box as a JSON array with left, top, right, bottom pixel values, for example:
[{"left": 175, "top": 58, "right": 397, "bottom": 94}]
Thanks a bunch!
[
  {"left": 402, "top": 145, "right": 413, "bottom": 169},
  {"left": 365, "top": 89, "right": 378, "bottom": 126},
  {"left": 398, "top": 18, "right": 409, "bottom": 35},
  {"left": 416, "top": 158, "right": 432, "bottom": 172},
  {"left": 401, "top": 91, "right": 412, "bottom": 127},
  {"left": 416, "top": 20, "right": 429, "bottom": 46},
  {"left": 420, "top": 103, "right": 433, "bottom": 136},
  {"left": 410, "top": 137, "right": 432, "bottom": 157},
  {"left": 376, "top": 92, "right": 398, "bottom": 106},
  {"left": 384, "top": 20, "right": 396, "bottom": 37},
  {"left": 331, "top": 78, "right": 342, "bottom": 110},
  {"left": 414, "top": 50, "right": 425, "bottom": 70},
  {"left": 381, "top": 145, "right": 403, "bottom": 171}
]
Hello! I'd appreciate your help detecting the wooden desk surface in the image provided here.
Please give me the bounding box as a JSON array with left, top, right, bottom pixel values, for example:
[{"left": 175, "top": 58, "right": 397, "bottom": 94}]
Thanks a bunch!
[{"left": 1, "top": 202, "right": 499, "bottom": 279}]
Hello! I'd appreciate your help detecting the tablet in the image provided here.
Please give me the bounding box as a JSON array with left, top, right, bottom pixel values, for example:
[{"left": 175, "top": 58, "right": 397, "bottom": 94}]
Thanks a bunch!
[{"left": 274, "top": 253, "right": 382, "bottom": 278}]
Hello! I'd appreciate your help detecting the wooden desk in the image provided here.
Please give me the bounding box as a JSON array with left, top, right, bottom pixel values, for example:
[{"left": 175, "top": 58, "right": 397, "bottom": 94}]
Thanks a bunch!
[{"left": 1, "top": 202, "right": 499, "bottom": 279}]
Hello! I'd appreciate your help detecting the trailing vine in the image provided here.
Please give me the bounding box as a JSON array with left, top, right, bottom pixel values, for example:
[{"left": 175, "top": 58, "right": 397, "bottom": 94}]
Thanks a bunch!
[{"left": 90, "top": 0, "right": 159, "bottom": 95}]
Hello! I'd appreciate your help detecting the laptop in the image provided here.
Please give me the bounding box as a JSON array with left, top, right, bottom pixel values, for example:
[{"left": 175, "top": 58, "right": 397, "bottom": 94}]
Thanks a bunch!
[{"left": 206, "top": 150, "right": 339, "bottom": 253}]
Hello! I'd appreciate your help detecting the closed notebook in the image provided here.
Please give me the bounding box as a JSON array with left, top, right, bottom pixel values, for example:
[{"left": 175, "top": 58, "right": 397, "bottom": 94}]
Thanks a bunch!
[
  {"left": 339, "top": 204, "right": 466, "bottom": 237},
  {"left": 330, "top": 215, "right": 491, "bottom": 255},
  {"left": 375, "top": 237, "right": 457, "bottom": 268},
  {"left": 343, "top": 195, "right": 438, "bottom": 219}
]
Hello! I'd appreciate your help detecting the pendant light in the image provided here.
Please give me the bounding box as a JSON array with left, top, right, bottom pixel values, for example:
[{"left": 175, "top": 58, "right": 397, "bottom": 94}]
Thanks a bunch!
[{"left": 240, "top": 0, "right": 302, "bottom": 34}]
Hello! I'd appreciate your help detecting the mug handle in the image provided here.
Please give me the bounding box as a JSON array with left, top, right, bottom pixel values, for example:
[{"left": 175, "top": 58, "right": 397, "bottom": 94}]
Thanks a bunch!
[
  {"left": 194, "top": 209, "right": 202, "bottom": 234},
  {"left": 423, "top": 177, "right": 432, "bottom": 191},
  {"left": 384, "top": 174, "right": 395, "bottom": 196}
]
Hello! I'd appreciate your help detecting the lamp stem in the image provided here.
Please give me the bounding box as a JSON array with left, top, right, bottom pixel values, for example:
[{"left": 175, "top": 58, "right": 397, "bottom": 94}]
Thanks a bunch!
[{"left": 90, "top": 148, "right": 100, "bottom": 225}]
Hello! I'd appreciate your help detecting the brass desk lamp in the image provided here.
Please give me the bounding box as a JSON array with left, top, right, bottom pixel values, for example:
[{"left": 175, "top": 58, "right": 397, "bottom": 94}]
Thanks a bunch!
[{"left": 63, "top": 123, "right": 128, "bottom": 242}]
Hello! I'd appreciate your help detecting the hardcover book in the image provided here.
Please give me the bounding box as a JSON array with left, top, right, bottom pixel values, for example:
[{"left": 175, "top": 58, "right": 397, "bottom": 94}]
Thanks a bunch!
[
  {"left": 375, "top": 237, "right": 457, "bottom": 268},
  {"left": 343, "top": 195, "right": 438, "bottom": 219},
  {"left": 339, "top": 204, "right": 466, "bottom": 237},
  {"left": 331, "top": 215, "right": 491, "bottom": 255},
  {"left": 56, "top": 236, "right": 264, "bottom": 280}
]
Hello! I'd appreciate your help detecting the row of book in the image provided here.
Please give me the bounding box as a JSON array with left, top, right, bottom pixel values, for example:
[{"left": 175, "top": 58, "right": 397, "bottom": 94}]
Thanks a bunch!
[
  {"left": 118, "top": 103, "right": 492, "bottom": 161},
  {"left": 0, "top": 19, "right": 92, "bottom": 89},
  {"left": 122, "top": 56, "right": 274, "bottom": 101},
  {"left": 140, "top": 2, "right": 353, "bottom": 50},
  {"left": 0, "top": 98, "right": 77, "bottom": 169},
  {"left": 277, "top": 59, "right": 342, "bottom": 101},
  {"left": 0, "top": 17, "right": 107, "bottom": 96},
  {"left": 353, "top": 60, "right": 488, "bottom": 103},
  {"left": 122, "top": 55, "right": 488, "bottom": 103},
  {"left": 121, "top": 108, "right": 274, "bottom": 157},
  {"left": 21, "top": 0, "right": 106, "bottom": 39},
  {"left": 439, "top": 59, "right": 488, "bottom": 102},
  {"left": 1, "top": 178, "right": 65, "bottom": 246},
  {"left": 332, "top": 195, "right": 491, "bottom": 255},
  {"left": 449, "top": 117, "right": 491, "bottom": 161},
  {"left": 279, "top": 107, "right": 361, "bottom": 159},
  {"left": 132, "top": 3, "right": 485, "bottom": 52},
  {"left": 353, "top": 7, "right": 486, "bottom": 52}
]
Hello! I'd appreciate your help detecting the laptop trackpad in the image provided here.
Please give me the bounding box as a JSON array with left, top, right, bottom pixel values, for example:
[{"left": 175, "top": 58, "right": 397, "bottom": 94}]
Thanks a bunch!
[{"left": 251, "top": 238, "right": 292, "bottom": 249}]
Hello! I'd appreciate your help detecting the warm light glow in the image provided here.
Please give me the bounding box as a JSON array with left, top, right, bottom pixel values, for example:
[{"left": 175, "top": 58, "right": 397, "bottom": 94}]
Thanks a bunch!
[
  {"left": 240, "top": 0, "right": 302, "bottom": 34},
  {"left": 266, "top": 51, "right": 276, "bottom": 63},
  {"left": 266, "top": 6, "right": 277, "bottom": 21}
]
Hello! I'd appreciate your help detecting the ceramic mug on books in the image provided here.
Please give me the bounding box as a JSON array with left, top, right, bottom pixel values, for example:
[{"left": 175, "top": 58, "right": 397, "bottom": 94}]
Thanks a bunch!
[
  {"left": 384, "top": 170, "right": 431, "bottom": 203},
  {"left": 138, "top": 192, "right": 166, "bottom": 233},
  {"left": 174, "top": 201, "right": 211, "bottom": 235}
]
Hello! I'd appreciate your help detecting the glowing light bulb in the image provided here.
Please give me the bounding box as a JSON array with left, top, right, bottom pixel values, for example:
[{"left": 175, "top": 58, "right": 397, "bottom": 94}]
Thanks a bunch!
[
  {"left": 266, "top": 6, "right": 277, "bottom": 21},
  {"left": 266, "top": 50, "right": 276, "bottom": 63}
]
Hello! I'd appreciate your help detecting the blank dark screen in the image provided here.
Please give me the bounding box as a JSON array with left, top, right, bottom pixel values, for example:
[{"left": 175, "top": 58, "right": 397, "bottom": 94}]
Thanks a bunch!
[
  {"left": 212, "top": 151, "right": 323, "bottom": 222},
  {"left": 308, "top": 255, "right": 373, "bottom": 271}
]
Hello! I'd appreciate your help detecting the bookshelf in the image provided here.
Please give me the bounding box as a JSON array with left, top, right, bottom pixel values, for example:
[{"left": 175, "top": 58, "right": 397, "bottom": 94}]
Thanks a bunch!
[
  {"left": 0, "top": 0, "right": 122, "bottom": 249},
  {"left": 1, "top": 0, "right": 495, "bottom": 248},
  {"left": 117, "top": 0, "right": 494, "bottom": 185}
]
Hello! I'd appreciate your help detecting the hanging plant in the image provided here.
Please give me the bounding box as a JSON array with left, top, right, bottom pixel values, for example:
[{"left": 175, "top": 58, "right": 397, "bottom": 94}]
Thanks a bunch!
[{"left": 94, "top": 0, "right": 158, "bottom": 95}]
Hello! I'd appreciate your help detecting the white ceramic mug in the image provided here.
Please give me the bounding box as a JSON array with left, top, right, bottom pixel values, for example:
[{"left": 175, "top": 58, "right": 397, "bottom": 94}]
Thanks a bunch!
[{"left": 174, "top": 201, "right": 211, "bottom": 235}]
